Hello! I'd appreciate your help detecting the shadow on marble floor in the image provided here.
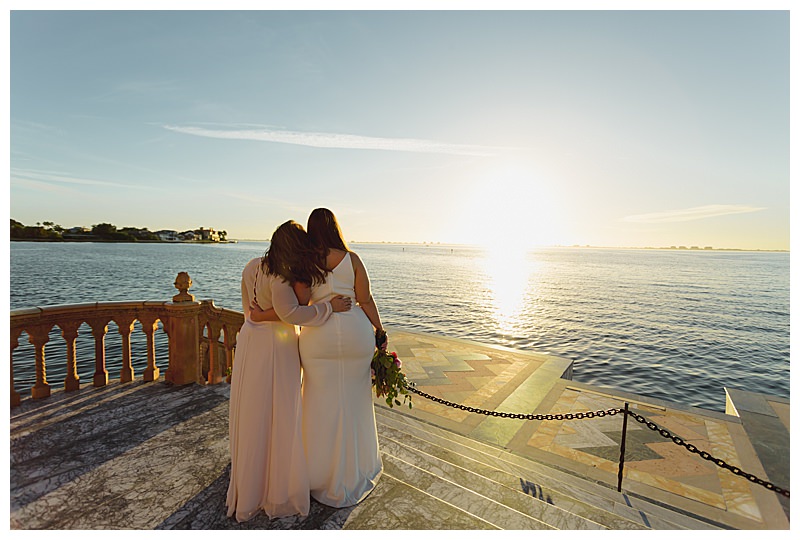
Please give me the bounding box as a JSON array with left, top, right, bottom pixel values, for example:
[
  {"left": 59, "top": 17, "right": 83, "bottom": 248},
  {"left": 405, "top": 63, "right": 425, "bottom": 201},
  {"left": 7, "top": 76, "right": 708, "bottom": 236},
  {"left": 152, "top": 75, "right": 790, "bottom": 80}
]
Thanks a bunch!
[
  {"left": 157, "top": 464, "right": 357, "bottom": 530},
  {"left": 10, "top": 382, "right": 227, "bottom": 513}
]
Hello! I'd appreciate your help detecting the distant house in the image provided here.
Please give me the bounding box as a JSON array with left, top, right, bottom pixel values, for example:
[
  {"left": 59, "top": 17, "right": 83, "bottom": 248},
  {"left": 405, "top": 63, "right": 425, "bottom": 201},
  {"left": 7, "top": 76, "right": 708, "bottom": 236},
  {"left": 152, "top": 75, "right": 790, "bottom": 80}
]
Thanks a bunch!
[
  {"left": 156, "top": 230, "right": 180, "bottom": 242},
  {"left": 67, "top": 227, "right": 92, "bottom": 234},
  {"left": 196, "top": 227, "right": 220, "bottom": 242},
  {"left": 179, "top": 231, "right": 196, "bottom": 241}
]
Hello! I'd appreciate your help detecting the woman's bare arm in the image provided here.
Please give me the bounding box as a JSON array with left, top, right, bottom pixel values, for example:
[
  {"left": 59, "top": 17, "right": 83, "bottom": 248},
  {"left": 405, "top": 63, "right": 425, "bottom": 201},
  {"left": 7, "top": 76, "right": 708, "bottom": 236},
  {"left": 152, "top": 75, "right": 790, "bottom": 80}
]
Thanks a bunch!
[{"left": 352, "top": 252, "right": 386, "bottom": 348}]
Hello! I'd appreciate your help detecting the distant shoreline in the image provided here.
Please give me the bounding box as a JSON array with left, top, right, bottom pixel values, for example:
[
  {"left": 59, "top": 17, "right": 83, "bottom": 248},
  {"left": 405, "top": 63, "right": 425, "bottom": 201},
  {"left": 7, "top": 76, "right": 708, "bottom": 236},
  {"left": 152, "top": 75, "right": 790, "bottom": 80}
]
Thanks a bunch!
[
  {"left": 236, "top": 239, "right": 787, "bottom": 253},
  {"left": 11, "top": 238, "right": 786, "bottom": 253},
  {"left": 10, "top": 238, "right": 237, "bottom": 245},
  {"left": 349, "top": 241, "right": 788, "bottom": 253}
]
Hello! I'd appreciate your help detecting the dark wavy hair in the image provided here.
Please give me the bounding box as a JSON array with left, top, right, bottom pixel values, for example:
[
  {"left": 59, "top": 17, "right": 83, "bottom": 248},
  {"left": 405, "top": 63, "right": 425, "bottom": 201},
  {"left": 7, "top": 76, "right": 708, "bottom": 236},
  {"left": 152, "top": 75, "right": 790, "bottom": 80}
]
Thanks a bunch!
[
  {"left": 261, "top": 220, "right": 325, "bottom": 286},
  {"left": 307, "top": 208, "right": 349, "bottom": 254}
]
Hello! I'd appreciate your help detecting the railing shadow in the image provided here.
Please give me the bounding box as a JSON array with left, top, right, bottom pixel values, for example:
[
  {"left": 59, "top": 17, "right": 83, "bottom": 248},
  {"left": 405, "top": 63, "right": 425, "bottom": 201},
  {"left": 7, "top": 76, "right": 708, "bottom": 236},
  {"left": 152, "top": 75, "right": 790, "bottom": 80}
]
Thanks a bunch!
[{"left": 10, "top": 381, "right": 227, "bottom": 512}]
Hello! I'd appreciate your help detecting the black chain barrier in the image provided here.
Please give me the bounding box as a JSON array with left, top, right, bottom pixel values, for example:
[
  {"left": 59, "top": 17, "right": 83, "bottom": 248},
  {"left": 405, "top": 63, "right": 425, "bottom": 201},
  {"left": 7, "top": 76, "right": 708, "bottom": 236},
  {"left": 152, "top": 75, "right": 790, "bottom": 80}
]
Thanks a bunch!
[
  {"left": 407, "top": 383, "right": 789, "bottom": 498},
  {"left": 408, "top": 384, "right": 622, "bottom": 420}
]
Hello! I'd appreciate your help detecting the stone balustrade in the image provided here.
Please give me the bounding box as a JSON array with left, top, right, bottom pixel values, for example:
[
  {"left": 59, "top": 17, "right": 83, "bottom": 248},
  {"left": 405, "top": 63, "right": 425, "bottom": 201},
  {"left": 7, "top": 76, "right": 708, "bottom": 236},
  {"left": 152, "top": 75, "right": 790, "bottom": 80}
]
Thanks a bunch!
[{"left": 9, "top": 272, "right": 244, "bottom": 408}]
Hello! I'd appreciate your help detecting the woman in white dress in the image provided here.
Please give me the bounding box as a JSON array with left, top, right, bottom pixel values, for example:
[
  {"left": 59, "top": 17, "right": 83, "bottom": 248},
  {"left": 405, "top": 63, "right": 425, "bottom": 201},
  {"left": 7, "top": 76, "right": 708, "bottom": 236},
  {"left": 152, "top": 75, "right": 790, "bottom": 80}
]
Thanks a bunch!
[
  {"left": 226, "top": 220, "right": 352, "bottom": 522},
  {"left": 299, "top": 208, "right": 386, "bottom": 507}
]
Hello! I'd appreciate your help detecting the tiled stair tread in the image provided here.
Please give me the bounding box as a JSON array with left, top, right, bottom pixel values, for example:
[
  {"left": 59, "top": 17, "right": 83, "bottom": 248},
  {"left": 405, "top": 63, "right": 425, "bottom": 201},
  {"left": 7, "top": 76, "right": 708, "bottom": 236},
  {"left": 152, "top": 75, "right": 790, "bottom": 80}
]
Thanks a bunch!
[
  {"left": 376, "top": 415, "right": 716, "bottom": 531},
  {"left": 378, "top": 425, "right": 646, "bottom": 530},
  {"left": 379, "top": 433, "right": 611, "bottom": 530},
  {"left": 376, "top": 409, "right": 725, "bottom": 530},
  {"left": 342, "top": 472, "right": 497, "bottom": 530},
  {"left": 377, "top": 420, "right": 686, "bottom": 530},
  {"left": 375, "top": 407, "right": 724, "bottom": 530},
  {"left": 376, "top": 409, "right": 644, "bottom": 506},
  {"left": 381, "top": 453, "right": 559, "bottom": 530}
]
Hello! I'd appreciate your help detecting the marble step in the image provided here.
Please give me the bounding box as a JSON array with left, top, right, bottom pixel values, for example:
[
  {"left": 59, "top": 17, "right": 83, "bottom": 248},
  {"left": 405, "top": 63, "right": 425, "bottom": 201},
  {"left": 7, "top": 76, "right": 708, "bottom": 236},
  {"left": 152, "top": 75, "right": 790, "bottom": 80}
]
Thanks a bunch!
[
  {"left": 379, "top": 432, "right": 609, "bottom": 530},
  {"left": 342, "top": 471, "right": 498, "bottom": 529},
  {"left": 378, "top": 425, "right": 644, "bottom": 530},
  {"left": 375, "top": 407, "right": 722, "bottom": 530},
  {"left": 375, "top": 409, "right": 646, "bottom": 513},
  {"left": 381, "top": 452, "right": 558, "bottom": 529},
  {"left": 376, "top": 417, "right": 689, "bottom": 530}
]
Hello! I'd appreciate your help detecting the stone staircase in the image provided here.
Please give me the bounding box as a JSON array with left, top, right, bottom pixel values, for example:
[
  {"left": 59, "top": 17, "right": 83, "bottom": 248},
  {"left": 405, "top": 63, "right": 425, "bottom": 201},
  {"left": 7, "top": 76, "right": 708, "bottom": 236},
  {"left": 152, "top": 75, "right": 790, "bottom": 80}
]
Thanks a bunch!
[
  {"left": 12, "top": 379, "right": 782, "bottom": 530},
  {"left": 342, "top": 405, "right": 725, "bottom": 530}
]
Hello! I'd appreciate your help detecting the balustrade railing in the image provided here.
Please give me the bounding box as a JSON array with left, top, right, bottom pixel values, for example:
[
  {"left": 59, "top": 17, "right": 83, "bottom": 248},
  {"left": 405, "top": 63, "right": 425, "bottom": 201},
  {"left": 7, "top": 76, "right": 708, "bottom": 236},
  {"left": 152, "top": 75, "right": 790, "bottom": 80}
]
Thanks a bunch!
[{"left": 10, "top": 272, "right": 243, "bottom": 408}]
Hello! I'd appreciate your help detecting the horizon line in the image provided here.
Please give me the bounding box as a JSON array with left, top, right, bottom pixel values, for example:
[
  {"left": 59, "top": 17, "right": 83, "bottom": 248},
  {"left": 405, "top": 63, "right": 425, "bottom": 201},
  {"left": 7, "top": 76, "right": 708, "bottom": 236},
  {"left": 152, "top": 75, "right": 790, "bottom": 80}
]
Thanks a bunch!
[{"left": 232, "top": 239, "right": 788, "bottom": 252}]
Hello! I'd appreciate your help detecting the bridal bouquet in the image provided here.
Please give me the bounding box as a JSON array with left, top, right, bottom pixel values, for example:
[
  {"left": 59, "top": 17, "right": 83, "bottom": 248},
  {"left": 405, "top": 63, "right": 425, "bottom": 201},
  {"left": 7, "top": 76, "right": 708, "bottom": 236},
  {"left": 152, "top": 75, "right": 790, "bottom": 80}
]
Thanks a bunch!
[{"left": 371, "top": 348, "right": 413, "bottom": 409}]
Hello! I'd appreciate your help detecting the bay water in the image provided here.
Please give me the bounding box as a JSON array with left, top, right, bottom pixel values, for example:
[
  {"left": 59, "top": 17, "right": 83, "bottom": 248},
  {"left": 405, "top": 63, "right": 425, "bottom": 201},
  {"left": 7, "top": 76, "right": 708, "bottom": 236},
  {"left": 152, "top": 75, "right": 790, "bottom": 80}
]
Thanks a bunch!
[{"left": 9, "top": 241, "right": 790, "bottom": 412}]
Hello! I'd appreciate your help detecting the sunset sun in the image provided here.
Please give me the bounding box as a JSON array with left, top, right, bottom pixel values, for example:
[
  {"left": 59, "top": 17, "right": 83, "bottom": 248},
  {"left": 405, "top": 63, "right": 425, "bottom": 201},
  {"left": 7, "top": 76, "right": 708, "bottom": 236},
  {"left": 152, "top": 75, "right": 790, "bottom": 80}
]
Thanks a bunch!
[{"left": 461, "top": 164, "right": 562, "bottom": 250}]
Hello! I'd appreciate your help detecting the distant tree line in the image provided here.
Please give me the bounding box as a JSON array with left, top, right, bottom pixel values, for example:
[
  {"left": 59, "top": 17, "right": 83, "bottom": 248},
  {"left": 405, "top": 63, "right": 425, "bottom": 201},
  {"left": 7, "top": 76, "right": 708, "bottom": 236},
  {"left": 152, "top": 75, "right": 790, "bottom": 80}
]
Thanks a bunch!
[
  {"left": 10, "top": 220, "right": 64, "bottom": 240},
  {"left": 10, "top": 220, "right": 226, "bottom": 242}
]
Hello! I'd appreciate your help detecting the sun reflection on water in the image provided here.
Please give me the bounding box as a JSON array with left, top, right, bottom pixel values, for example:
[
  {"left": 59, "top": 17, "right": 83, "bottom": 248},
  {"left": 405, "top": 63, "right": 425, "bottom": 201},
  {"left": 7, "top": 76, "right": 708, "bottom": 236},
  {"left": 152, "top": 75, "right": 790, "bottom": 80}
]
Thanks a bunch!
[{"left": 482, "top": 245, "right": 539, "bottom": 337}]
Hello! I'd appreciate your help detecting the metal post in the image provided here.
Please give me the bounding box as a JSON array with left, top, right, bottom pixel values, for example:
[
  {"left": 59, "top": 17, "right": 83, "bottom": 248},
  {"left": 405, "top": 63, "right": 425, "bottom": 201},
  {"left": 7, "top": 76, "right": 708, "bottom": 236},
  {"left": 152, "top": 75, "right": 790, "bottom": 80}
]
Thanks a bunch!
[{"left": 617, "top": 402, "right": 630, "bottom": 492}]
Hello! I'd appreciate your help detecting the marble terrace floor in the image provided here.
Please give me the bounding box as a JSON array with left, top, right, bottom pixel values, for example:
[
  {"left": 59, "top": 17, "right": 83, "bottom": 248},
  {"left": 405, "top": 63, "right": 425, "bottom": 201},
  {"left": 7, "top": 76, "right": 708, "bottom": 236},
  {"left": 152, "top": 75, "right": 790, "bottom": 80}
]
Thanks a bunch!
[{"left": 9, "top": 328, "right": 789, "bottom": 529}]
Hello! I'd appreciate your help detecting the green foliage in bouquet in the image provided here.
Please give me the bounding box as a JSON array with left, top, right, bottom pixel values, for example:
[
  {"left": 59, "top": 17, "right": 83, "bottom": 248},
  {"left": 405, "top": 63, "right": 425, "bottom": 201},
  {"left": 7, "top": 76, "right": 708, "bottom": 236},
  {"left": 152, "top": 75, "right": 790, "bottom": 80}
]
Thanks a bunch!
[{"left": 371, "top": 349, "right": 412, "bottom": 409}]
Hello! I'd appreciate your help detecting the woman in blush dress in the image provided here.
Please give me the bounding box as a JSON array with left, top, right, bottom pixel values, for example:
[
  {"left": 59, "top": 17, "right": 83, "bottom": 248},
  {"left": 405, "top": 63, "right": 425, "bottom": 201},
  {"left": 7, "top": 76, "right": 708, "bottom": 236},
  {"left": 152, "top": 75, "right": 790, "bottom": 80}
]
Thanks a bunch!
[
  {"left": 226, "top": 220, "right": 352, "bottom": 522},
  {"left": 299, "top": 208, "right": 386, "bottom": 508}
]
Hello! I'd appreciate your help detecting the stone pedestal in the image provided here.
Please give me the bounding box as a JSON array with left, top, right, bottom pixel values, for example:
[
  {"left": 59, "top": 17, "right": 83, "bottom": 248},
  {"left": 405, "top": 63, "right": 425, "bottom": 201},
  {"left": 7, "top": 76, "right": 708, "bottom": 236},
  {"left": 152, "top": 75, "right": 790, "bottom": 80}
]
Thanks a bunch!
[{"left": 164, "top": 301, "right": 202, "bottom": 386}]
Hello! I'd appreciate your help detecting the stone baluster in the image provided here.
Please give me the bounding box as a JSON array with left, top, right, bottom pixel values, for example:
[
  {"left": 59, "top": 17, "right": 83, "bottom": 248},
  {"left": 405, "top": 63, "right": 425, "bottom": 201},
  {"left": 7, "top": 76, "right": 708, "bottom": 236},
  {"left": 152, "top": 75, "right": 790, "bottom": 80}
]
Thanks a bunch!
[
  {"left": 89, "top": 318, "right": 110, "bottom": 387},
  {"left": 224, "top": 326, "right": 237, "bottom": 384},
  {"left": 28, "top": 325, "right": 52, "bottom": 399},
  {"left": 58, "top": 321, "right": 82, "bottom": 392},
  {"left": 11, "top": 328, "right": 23, "bottom": 407},
  {"left": 115, "top": 315, "right": 136, "bottom": 383},
  {"left": 139, "top": 315, "right": 160, "bottom": 382},
  {"left": 164, "top": 273, "right": 201, "bottom": 385},
  {"left": 206, "top": 321, "right": 223, "bottom": 385}
]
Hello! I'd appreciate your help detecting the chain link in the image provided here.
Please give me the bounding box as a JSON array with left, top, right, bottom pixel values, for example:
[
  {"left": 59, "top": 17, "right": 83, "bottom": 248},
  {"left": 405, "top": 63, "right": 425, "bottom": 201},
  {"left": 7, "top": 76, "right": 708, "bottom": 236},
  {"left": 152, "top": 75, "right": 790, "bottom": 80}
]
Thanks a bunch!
[
  {"left": 408, "top": 385, "right": 621, "bottom": 421},
  {"left": 407, "top": 383, "right": 789, "bottom": 498}
]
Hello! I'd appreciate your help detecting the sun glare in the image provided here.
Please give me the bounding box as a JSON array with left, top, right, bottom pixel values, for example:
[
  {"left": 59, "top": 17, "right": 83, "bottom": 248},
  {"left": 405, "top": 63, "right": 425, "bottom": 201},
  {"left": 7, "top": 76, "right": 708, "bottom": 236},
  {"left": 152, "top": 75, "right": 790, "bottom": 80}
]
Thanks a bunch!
[
  {"left": 454, "top": 163, "right": 556, "bottom": 336},
  {"left": 460, "top": 164, "right": 561, "bottom": 250}
]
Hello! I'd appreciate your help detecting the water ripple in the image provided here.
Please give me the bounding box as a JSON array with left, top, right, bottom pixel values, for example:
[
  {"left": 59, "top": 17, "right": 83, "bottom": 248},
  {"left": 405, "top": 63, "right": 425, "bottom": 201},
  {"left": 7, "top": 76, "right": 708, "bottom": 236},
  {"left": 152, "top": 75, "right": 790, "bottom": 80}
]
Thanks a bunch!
[{"left": 10, "top": 242, "right": 789, "bottom": 413}]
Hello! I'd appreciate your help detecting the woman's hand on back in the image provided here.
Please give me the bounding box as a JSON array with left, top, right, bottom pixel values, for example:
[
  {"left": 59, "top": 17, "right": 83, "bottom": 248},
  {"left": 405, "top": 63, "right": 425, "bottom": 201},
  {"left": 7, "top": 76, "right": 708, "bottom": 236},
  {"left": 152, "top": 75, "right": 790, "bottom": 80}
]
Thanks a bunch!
[
  {"left": 249, "top": 300, "right": 281, "bottom": 322},
  {"left": 331, "top": 295, "right": 352, "bottom": 312}
]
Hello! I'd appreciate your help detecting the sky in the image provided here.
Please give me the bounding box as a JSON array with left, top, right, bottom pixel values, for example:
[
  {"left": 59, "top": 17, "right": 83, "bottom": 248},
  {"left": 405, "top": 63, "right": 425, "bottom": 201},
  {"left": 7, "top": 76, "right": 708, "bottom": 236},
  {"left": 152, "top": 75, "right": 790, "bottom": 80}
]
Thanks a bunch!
[{"left": 7, "top": 3, "right": 792, "bottom": 250}]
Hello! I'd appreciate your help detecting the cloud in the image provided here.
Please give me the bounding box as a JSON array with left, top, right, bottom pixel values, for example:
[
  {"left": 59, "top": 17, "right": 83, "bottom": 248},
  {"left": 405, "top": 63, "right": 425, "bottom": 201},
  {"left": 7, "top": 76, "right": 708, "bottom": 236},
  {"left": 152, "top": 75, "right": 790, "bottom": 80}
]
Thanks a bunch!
[
  {"left": 622, "top": 205, "right": 766, "bottom": 223},
  {"left": 10, "top": 168, "right": 149, "bottom": 190},
  {"left": 163, "top": 124, "right": 503, "bottom": 156}
]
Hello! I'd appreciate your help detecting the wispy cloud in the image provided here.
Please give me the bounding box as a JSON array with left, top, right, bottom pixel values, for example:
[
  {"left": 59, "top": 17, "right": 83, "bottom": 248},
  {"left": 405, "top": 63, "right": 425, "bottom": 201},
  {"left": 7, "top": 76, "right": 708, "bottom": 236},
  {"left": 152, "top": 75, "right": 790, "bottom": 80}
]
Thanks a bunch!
[
  {"left": 163, "top": 124, "right": 504, "bottom": 157},
  {"left": 622, "top": 205, "right": 766, "bottom": 223},
  {"left": 11, "top": 168, "right": 150, "bottom": 190}
]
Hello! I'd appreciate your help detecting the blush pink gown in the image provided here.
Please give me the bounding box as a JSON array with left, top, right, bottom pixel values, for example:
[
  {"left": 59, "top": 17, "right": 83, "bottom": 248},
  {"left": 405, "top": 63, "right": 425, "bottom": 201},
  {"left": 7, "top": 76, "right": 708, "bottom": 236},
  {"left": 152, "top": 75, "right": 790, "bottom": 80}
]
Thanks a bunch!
[{"left": 226, "top": 257, "right": 334, "bottom": 522}]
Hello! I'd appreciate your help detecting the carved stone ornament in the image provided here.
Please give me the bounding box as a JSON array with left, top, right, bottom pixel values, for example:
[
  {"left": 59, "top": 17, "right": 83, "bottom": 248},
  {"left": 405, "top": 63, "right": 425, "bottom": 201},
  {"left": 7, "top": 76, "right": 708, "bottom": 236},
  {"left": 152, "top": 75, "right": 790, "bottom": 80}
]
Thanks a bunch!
[{"left": 173, "top": 272, "right": 196, "bottom": 302}]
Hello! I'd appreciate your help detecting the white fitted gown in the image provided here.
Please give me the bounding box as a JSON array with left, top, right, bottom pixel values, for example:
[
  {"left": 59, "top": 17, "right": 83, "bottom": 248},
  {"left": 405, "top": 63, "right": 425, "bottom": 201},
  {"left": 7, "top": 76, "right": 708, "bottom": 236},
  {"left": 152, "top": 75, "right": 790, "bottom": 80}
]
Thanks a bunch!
[
  {"left": 226, "top": 258, "right": 334, "bottom": 522},
  {"left": 299, "top": 252, "right": 382, "bottom": 507}
]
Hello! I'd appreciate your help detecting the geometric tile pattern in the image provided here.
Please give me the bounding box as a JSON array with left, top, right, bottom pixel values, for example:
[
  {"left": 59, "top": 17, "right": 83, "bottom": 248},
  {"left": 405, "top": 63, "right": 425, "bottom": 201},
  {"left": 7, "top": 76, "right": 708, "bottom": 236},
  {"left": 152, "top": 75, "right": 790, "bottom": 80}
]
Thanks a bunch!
[
  {"left": 384, "top": 331, "right": 544, "bottom": 429},
  {"left": 380, "top": 330, "right": 782, "bottom": 528},
  {"left": 524, "top": 388, "right": 763, "bottom": 522}
]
